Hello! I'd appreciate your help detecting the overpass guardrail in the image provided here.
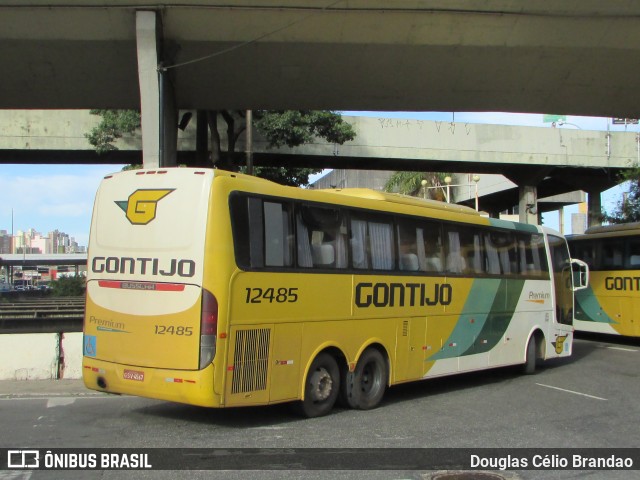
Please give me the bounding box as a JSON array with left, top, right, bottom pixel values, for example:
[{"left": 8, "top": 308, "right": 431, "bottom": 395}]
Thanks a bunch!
[{"left": 0, "top": 296, "right": 84, "bottom": 334}]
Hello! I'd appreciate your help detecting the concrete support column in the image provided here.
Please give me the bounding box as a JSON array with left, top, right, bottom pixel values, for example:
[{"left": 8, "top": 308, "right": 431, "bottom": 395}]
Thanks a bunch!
[
  {"left": 136, "top": 11, "right": 177, "bottom": 168},
  {"left": 587, "top": 190, "right": 603, "bottom": 228},
  {"left": 518, "top": 184, "right": 539, "bottom": 225}
]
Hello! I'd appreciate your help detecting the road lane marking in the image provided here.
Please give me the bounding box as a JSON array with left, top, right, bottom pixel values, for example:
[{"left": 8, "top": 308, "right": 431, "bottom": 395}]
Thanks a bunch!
[
  {"left": 606, "top": 346, "right": 638, "bottom": 352},
  {"left": 46, "top": 397, "right": 76, "bottom": 408},
  {"left": 535, "top": 383, "right": 607, "bottom": 401},
  {"left": 0, "top": 395, "right": 116, "bottom": 402},
  {"left": 0, "top": 472, "right": 32, "bottom": 480}
]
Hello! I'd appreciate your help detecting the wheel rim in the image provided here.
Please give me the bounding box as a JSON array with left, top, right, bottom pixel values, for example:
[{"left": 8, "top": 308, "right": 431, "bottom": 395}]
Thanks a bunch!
[
  {"left": 361, "top": 361, "right": 381, "bottom": 395},
  {"left": 309, "top": 367, "right": 333, "bottom": 402}
]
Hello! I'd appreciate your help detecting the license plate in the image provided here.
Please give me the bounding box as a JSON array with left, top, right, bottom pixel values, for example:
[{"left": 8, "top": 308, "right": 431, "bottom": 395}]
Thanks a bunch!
[{"left": 123, "top": 369, "right": 145, "bottom": 382}]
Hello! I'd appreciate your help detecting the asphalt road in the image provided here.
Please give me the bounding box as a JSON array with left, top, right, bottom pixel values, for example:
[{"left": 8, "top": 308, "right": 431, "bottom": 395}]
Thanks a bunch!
[{"left": 0, "top": 334, "right": 638, "bottom": 480}]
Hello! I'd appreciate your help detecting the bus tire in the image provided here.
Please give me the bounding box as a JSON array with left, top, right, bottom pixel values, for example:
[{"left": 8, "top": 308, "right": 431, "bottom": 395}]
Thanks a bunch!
[
  {"left": 522, "top": 334, "right": 538, "bottom": 375},
  {"left": 296, "top": 353, "right": 340, "bottom": 418},
  {"left": 346, "top": 348, "right": 388, "bottom": 410}
]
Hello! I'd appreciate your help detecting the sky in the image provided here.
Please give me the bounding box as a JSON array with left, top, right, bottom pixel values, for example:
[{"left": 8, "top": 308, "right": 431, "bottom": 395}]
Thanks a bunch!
[{"left": 0, "top": 112, "right": 636, "bottom": 247}]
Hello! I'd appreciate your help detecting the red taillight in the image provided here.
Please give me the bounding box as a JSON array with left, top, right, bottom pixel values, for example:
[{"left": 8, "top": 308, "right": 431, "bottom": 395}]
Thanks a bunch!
[
  {"left": 201, "top": 289, "right": 218, "bottom": 335},
  {"left": 199, "top": 289, "right": 218, "bottom": 369}
]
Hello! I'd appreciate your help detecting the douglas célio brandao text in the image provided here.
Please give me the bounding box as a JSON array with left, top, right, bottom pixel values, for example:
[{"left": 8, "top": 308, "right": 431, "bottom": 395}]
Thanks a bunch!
[{"left": 470, "top": 453, "right": 634, "bottom": 470}]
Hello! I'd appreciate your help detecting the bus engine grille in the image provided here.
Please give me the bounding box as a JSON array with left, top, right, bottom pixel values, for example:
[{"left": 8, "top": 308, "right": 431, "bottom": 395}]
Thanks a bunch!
[{"left": 231, "top": 328, "right": 271, "bottom": 394}]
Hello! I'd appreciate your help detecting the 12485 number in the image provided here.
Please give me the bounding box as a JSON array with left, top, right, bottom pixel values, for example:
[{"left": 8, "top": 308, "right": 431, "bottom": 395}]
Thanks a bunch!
[{"left": 245, "top": 287, "right": 299, "bottom": 304}]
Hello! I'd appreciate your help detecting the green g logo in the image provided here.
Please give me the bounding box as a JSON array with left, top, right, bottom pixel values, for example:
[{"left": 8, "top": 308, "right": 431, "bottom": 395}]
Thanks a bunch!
[{"left": 116, "top": 189, "right": 174, "bottom": 225}]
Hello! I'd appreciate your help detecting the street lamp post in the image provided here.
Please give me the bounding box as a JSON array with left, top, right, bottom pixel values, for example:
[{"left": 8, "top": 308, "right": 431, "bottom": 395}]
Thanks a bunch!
[
  {"left": 444, "top": 176, "right": 452, "bottom": 203},
  {"left": 423, "top": 175, "right": 481, "bottom": 211},
  {"left": 557, "top": 120, "right": 582, "bottom": 130},
  {"left": 472, "top": 174, "right": 480, "bottom": 211}
]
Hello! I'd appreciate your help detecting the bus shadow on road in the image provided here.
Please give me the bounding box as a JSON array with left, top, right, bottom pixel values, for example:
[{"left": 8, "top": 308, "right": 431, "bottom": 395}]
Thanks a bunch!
[
  {"left": 131, "top": 339, "right": 607, "bottom": 426},
  {"left": 132, "top": 399, "right": 306, "bottom": 428}
]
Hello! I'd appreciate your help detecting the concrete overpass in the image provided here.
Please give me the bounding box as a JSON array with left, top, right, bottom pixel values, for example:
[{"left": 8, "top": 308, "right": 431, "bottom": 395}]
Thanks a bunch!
[
  {"left": 3, "top": 1, "right": 640, "bottom": 175},
  {"left": 3, "top": 1, "right": 640, "bottom": 116},
  {"left": 0, "top": 110, "right": 635, "bottom": 221}
]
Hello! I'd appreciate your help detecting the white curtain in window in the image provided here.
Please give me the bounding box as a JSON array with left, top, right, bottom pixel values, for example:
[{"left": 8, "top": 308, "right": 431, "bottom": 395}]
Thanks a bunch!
[
  {"left": 484, "top": 234, "right": 501, "bottom": 274},
  {"left": 335, "top": 233, "right": 347, "bottom": 268},
  {"left": 472, "top": 235, "right": 483, "bottom": 273},
  {"left": 351, "top": 219, "right": 368, "bottom": 269},
  {"left": 369, "top": 222, "right": 394, "bottom": 270},
  {"left": 499, "top": 246, "right": 511, "bottom": 274},
  {"left": 296, "top": 215, "right": 313, "bottom": 267},
  {"left": 416, "top": 228, "right": 427, "bottom": 271},
  {"left": 446, "top": 231, "right": 464, "bottom": 273},
  {"left": 531, "top": 240, "right": 542, "bottom": 272},
  {"left": 282, "top": 210, "right": 291, "bottom": 266}
]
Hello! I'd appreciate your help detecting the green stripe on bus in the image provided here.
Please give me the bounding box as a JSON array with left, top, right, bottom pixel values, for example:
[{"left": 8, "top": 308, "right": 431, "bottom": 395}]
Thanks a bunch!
[
  {"left": 428, "top": 278, "right": 525, "bottom": 360},
  {"left": 575, "top": 286, "right": 618, "bottom": 324}
]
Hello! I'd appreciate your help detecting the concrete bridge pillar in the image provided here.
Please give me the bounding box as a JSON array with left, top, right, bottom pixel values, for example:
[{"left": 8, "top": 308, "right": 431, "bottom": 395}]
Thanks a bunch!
[
  {"left": 518, "top": 184, "right": 539, "bottom": 225},
  {"left": 136, "top": 11, "right": 177, "bottom": 168},
  {"left": 587, "top": 190, "right": 603, "bottom": 228}
]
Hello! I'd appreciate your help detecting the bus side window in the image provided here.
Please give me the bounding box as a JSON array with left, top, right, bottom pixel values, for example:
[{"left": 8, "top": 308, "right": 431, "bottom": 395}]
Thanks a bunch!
[
  {"left": 229, "top": 194, "right": 266, "bottom": 269},
  {"left": 601, "top": 239, "right": 624, "bottom": 270},
  {"left": 517, "top": 233, "right": 548, "bottom": 278},
  {"left": 570, "top": 241, "right": 596, "bottom": 270},
  {"left": 417, "top": 222, "right": 444, "bottom": 273},
  {"left": 297, "top": 205, "right": 346, "bottom": 269},
  {"left": 263, "top": 201, "right": 294, "bottom": 267},
  {"left": 627, "top": 238, "right": 640, "bottom": 269},
  {"left": 444, "top": 227, "right": 465, "bottom": 274},
  {"left": 397, "top": 219, "right": 419, "bottom": 271},
  {"left": 350, "top": 213, "right": 395, "bottom": 271}
]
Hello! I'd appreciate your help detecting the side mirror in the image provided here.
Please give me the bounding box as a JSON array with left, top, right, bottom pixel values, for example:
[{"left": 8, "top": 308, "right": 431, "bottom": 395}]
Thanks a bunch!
[{"left": 571, "top": 258, "right": 589, "bottom": 291}]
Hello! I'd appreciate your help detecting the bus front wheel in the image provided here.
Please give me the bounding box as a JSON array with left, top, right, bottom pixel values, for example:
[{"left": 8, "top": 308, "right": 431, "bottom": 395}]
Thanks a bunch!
[
  {"left": 346, "top": 348, "right": 388, "bottom": 410},
  {"left": 297, "top": 353, "right": 340, "bottom": 418}
]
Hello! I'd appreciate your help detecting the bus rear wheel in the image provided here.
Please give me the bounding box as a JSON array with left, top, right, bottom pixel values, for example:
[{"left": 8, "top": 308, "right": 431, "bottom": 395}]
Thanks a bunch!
[
  {"left": 346, "top": 348, "right": 388, "bottom": 410},
  {"left": 297, "top": 353, "right": 340, "bottom": 418},
  {"left": 522, "top": 334, "right": 539, "bottom": 375}
]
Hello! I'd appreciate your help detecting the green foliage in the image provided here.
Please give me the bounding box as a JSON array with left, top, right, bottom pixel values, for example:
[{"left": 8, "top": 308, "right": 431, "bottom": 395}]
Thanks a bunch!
[
  {"left": 255, "top": 110, "right": 356, "bottom": 148},
  {"left": 85, "top": 110, "right": 141, "bottom": 154},
  {"left": 85, "top": 109, "right": 355, "bottom": 187},
  {"left": 121, "top": 164, "right": 143, "bottom": 171},
  {"left": 603, "top": 165, "right": 640, "bottom": 223},
  {"left": 384, "top": 171, "right": 450, "bottom": 201},
  {"left": 241, "top": 166, "right": 322, "bottom": 187},
  {"left": 50, "top": 276, "right": 86, "bottom": 297}
]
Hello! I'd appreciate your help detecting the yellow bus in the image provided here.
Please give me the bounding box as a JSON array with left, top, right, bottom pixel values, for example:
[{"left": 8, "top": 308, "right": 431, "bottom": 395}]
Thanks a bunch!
[
  {"left": 568, "top": 223, "right": 640, "bottom": 337},
  {"left": 82, "top": 168, "right": 587, "bottom": 417}
]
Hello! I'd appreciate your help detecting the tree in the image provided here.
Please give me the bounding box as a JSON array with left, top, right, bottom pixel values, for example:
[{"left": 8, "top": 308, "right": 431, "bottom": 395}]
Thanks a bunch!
[
  {"left": 50, "top": 275, "right": 86, "bottom": 297},
  {"left": 384, "top": 171, "right": 451, "bottom": 201},
  {"left": 85, "top": 110, "right": 141, "bottom": 154},
  {"left": 603, "top": 165, "right": 640, "bottom": 223},
  {"left": 86, "top": 109, "right": 356, "bottom": 187}
]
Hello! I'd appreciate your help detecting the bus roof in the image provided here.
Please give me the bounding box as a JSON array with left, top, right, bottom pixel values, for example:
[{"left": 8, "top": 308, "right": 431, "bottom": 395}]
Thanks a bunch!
[
  {"left": 572, "top": 222, "right": 640, "bottom": 238},
  {"left": 321, "top": 188, "right": 480, "bottom": 216}
]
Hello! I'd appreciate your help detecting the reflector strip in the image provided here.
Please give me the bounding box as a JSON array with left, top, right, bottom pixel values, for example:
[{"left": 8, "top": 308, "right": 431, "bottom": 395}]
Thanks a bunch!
[
  {"left": 165, "top": 378, "right": 197, "bottom": 384},
  {"left": 98, "top": 280, "right": 185, "bottom": 291},
  {"left": 84, "top": 366, "right": 105, "bottom": 374}
]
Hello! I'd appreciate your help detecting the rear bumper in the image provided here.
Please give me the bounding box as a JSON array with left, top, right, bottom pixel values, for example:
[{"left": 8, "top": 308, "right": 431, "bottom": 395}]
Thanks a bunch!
[{"left": 82, "top": 357, "right": 221, "bottom": 408}]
